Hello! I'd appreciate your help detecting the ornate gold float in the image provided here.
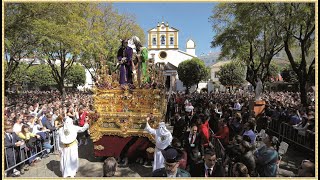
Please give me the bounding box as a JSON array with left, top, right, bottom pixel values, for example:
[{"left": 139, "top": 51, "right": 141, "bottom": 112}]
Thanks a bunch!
[{"left": 89, "top": 60, "right": 167, "bottom": 143}]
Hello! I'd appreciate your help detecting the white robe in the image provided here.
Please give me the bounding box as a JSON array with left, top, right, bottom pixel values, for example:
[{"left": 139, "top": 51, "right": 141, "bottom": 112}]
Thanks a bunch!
[
  {"left": 58, "top": 123, "right": 89, "bottom": 177},
  {"left": 145, "top": 122, "right": 172, "bottom": 172}
]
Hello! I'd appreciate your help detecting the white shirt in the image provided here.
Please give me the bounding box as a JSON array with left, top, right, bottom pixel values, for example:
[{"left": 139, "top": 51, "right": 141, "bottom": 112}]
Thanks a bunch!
[
  {"left": 204, "top": 163, "right": 213, "bottom": 177},
  {"left": 13, "top": 123, "right": 23, "bottom": 134},
  {"left": 52, "top": 114, "right": 58, "bottom": 125},
  {"left": 30, "top": 123, "right": 43, "bottom": 134},
  {"left": 234, "top": 102, "right": 241, "bottom": 111},
  {"left": 167, "top": 171, "right": 178, "bottom": 177},
  {"left": 189, "top": 133, "right": 196, "bottom": 144}
]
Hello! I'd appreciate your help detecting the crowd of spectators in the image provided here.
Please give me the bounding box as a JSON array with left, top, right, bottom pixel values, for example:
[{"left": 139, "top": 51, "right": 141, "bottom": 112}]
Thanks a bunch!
[
  {"left": 4, "top": 88, "right": 315, "bottom": 177},
  {"left": 4, "top": 90, "right": 94, "bottom": 177},
  {"left": 165, "top": 90, "right": 315, "bottom": 177}
]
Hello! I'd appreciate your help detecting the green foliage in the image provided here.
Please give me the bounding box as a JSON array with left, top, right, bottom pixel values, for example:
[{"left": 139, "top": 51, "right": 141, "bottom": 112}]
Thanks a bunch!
[
  {"left": 28, "top": 64, "right": 56, "bottom": 87},
  {"left": 268, "top": 62, "right": 281, "bottom": 80},
  {"left": 7, "top": 62, "right": 29, "bottom": 85},
  {"left": 65, "top": 63, "right": 86, "bottom": 87},
  {"left": 4, "top": 3, "right": 38, "bottom": 79},
  {"left": 281, "top": 66, "right": 299, "bottom": 83},
  {"left": 5, "top": 3, "right": 146, "bottom": 95},
  {"left": 28, "top": 3, "right": 92, "bottom": 94},
  {"left": 79, "top": 3, "right": 145, "bottom": 80},
  {"left": 217, "top": 61, "right": 245, "bottom": 87},
  {"left": 209, "top": 3, "right": 284, "bottom": 87},
  {"left": 266, "top": 3, "right": 315, "bottom": 106},
  {"left": 177, "top": 58, "right": 209, "bottom": 92}
]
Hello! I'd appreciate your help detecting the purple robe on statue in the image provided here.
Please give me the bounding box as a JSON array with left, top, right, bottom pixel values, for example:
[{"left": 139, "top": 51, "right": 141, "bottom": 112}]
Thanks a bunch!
[{"left": 117, "top": 46, "right": 133, "bottom": 84}]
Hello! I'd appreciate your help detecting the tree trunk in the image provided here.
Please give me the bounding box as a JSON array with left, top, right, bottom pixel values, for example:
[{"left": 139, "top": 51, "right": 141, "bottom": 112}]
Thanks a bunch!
[
  {"left": 186, "top": 87, "right": 190, "bottom": 94},
  {"left": 299, "top": 77, "right": 308, "bottom": 107},
  {"left": 57, "top": 82, "right": 66, "bottom": 99}
]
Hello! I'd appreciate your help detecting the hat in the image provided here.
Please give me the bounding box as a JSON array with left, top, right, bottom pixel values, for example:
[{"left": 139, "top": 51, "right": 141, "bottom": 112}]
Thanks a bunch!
[
  {"left": 161, "top": 146, "right": 182, "bottom": 163},
  {"left": 59, "top": 117, "right": 78, "bottom": 144},
  {"left": 155, "top": 122, "right": 173, "bottom": 150}
]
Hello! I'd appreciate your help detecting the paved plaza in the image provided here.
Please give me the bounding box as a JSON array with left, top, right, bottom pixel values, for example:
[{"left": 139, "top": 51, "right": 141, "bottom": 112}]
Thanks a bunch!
[{"left": 18, "top": 131, "right": 309, "bottom": 178}]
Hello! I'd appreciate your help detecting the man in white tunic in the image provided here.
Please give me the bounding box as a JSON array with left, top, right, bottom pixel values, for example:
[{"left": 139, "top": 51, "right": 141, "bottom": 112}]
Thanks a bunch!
[
  {"left": 58, "top": 117, "right": 89, "bottom": 177},
  {"left": 145, "top": 116, "right": 173, "bottom": 172}
]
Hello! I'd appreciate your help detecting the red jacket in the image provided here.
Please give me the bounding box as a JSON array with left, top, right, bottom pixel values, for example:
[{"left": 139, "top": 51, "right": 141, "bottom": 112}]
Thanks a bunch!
[
  {"left": 79, "top": 111, "right": 88, "bottom": 127},
  {"left": 214, "top": 125, "right": 229, "bottom": 145},
  {"left": 199, "top": 121, "right": 210, "bottom": 146}
]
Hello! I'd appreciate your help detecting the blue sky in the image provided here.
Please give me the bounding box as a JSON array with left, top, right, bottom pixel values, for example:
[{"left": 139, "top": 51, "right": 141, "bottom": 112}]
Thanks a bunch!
[{"left": 112, "top": 2, "right": 220, "bottom": 56}]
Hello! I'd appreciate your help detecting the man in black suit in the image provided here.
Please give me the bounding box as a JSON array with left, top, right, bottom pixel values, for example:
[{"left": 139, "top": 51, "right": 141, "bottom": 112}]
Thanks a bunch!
[
  {"left": 172, "top": 113, "right": 187, "bottom": 141},
  {"left": 182, "top": 124, "right": 203, "bottom": 175},
  {"left": 4, "top": 122, "right": 25, "bottom": 177},
  {"left": 191, "top": 148, "right": 225, "bottom": 177}
]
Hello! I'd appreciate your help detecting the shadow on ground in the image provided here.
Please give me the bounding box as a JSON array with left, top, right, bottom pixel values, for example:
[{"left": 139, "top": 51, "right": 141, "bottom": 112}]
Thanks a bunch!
[
  {"left": 46, "top": 160, "right": 62, "bottom": 177},
  {"left": 77, "top": 163, "right": 103, "bottom": 177},
  {"left": 129, "top": 163, "right": 153, "bottom": 177},
  {"left": 78, "top": 138, "right": 105, "bottom": 162}
]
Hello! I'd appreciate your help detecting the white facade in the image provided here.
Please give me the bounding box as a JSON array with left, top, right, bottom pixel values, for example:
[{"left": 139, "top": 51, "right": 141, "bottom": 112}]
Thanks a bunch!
[
  {"left": 147, "top": 22, "right": 197, "bottom": 92},
  {"left": 77, "top": 68, "right": 94, "bottom": 90},
  {"left": 186, "top": 39, "right": 196, "bottom": 56},
  {"left": 150, "top": 49, "right": 196, "bottom": 68}
]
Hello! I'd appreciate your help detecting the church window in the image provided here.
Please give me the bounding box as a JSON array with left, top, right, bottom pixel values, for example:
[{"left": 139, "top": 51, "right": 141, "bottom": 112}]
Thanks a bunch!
[
  {"left": 161, "top": 35, "right": 166, "bottom": 45},
  {"left": 170, "top": 37, "right": 174, "bottom": 45},
  {"left": 152, "top": 37, "right": 156, "bottom": 45},
  {"left": 159, "top": 51, "right": 167, "bottom": 60}
]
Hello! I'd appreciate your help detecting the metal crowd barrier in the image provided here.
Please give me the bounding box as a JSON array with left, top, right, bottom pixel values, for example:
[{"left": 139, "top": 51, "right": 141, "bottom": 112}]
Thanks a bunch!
[
  {"left": 264, "top": 115, "right": 315, "bottom": 153},
  {"left": 278, "top": 122, "right": 315, "bottom": 152},
  {"left": 266, "top": 117, "right": 282, "bottom": 135},
  {"left": 4, "top": 130, "right": 58, "bottom": 175},
  {"left": 209, "top": 128, "right": 226, "bottom": 166},
  {"left": 212, "top": 138, "right": 225, "bottom": 161}
]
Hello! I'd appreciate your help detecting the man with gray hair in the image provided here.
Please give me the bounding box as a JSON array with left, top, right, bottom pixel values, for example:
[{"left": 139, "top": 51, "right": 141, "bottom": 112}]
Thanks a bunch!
[{"left": 103, "top": 157, "right": 118, "bottom": 177}]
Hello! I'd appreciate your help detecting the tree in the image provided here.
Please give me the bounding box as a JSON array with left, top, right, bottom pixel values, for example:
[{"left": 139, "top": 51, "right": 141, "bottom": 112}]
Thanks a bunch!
[
  {"left": 27, "top": 64, "right": 56, "bottom": 88},
  {"left": 79, "top": 4, "right": 145, "bottom": 82},
  {"left": 4, "top": 3, "right": 39, "bottom": 81},
  {"left": 177, "top": 58, "right": 209, "bottom": 94},
  {"left": 209, "top": 3, "right": 284, "bottom": 89},
  {"left": 7, "top": 62, "right": 29, "bottom": 86},
  {"left": 281, "top": 65, "right": 299, "bottom": 83},
  {"left": 217, "top": 61, "right": 245, "bottom": 89},
  {"left": 263, "top": 3, "right": 315, "bottom": 107},
  {"left": 30, "top": 3, "right": 91, "bottom": 96},
  {"left": 65, "top": 63, "right": 86, "bottom": 88}
]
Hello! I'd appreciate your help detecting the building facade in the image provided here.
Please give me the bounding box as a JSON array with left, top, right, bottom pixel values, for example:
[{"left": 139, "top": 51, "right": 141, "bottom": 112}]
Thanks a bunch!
[{"left": 147, "top": 22, "right": 197, "bottom": 91}]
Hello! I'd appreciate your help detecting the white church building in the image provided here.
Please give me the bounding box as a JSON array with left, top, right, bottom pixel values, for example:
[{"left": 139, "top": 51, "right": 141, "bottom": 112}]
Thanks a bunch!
[
  {"left": 79, "top": 22, "right": 199, "bottom": 92},
  {"left": 148, "top": 21, "right": 197, "bottom": 91}
]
